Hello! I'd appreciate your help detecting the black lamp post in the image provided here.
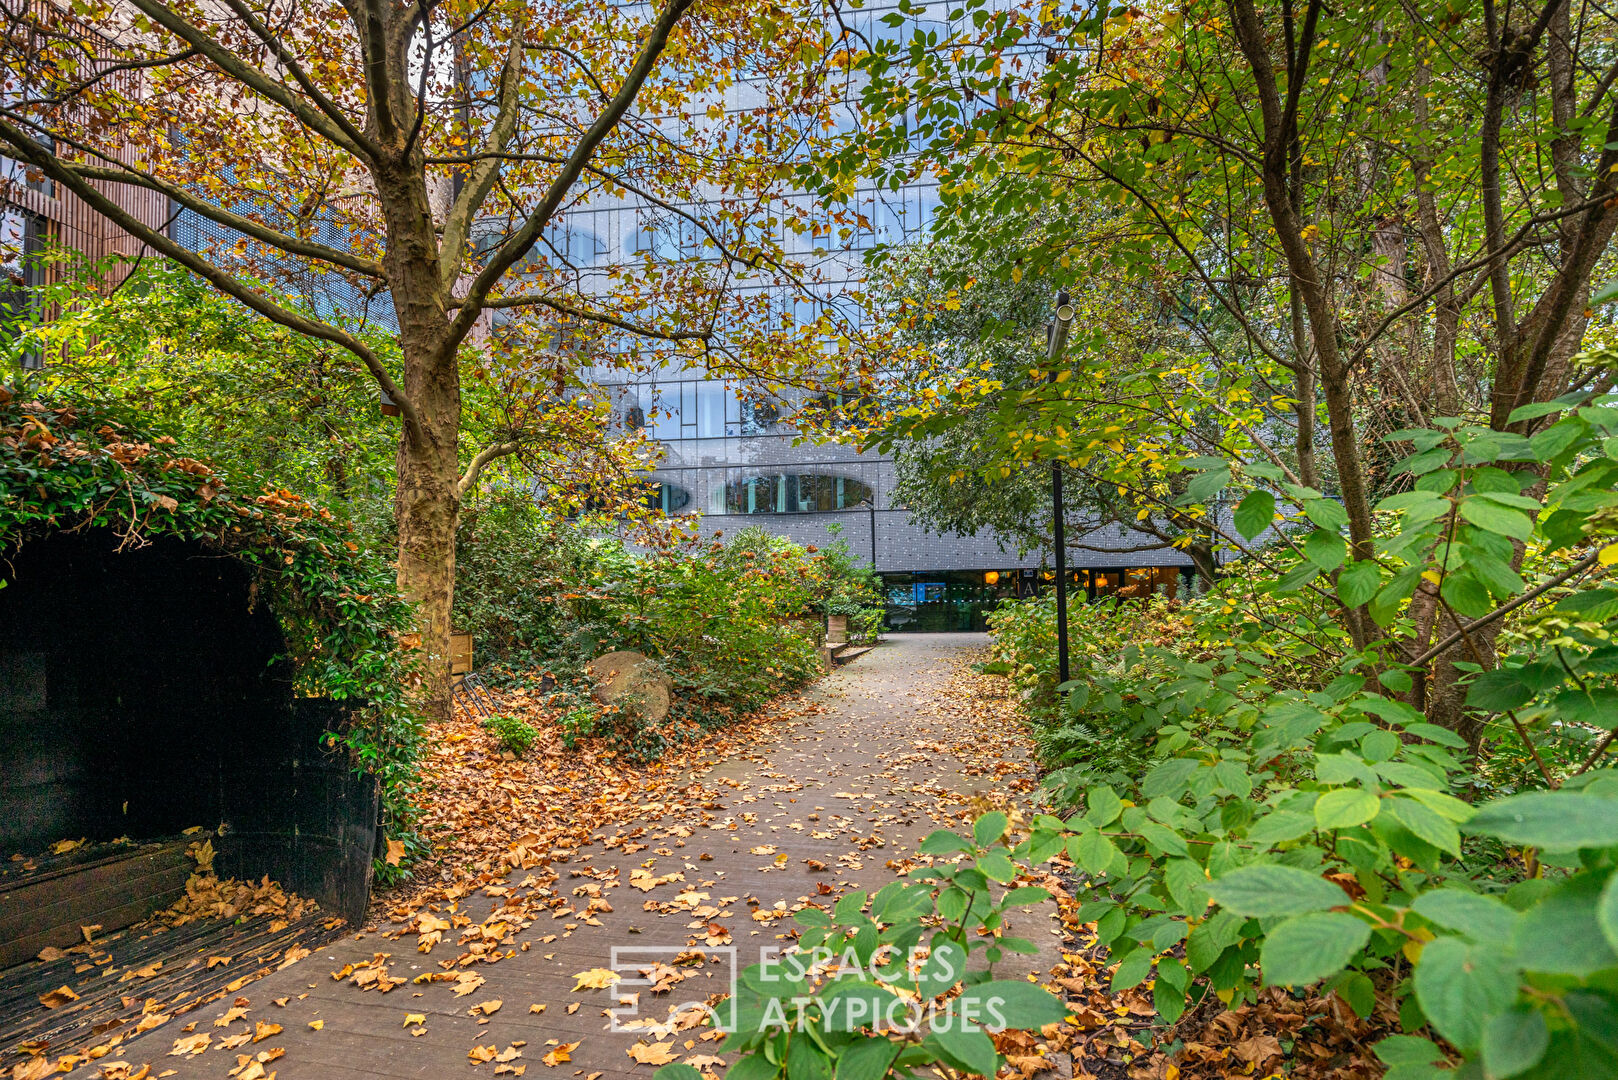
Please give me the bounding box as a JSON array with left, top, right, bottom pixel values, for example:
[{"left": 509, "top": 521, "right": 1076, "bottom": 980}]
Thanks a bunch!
[
  {"left": 859, "top": 495, "right": 876, "bottom": 570},
  {"left": 1046, "top": 290, "right": 1076, "bottom": 685}
]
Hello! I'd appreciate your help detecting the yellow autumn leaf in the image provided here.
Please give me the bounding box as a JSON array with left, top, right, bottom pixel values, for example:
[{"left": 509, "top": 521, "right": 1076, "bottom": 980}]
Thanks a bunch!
[{"left": 572, "top": 968, "right": 621, "bottom": 990}]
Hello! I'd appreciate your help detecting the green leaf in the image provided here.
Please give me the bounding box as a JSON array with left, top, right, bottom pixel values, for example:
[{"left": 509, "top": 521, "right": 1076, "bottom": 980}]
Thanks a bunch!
[
  {"left": 1304, "top": 529, "right": 1347, "bottom": 570},
  {"left": 1599, "top": 870, "right": 1618, "bottom": 955},
  {"left": 787, "top": 1034, "right": 833, "bottom": 1080},
  {"left": 1512, "top": 873, "right": 1618, "bottom": 976},
  {"left": 1260, "top": 912, "right": 1371, "bottom": 987},
  {"left": 1137, "top": 822, "right": 1188, "bottom": 857},
  {"left": 1247, "top": 810, "right": 1316, "bottom": 844},
  {"left": 1206, "top": 864, "right": 1348, "bottom": 917},
  {"left": 916, "top": 940, "right": 966, "bottom": 999},
  {"left": 1142, "top": 757, "right": 1199, "bottom": 798},
  {"left": 973, "top": 812, "right": 1008, "bottom": 846},
  {"left": 822, "top": 982, "right": 902, "bottom": 1032},
  {"left": 1275, "top": 561, "right": 1322, "bottom": 593},
  {"left": 1508, "top": 400, "right": 1570, "bottom": 423},
  {"left": 1068, "top": 828, "right": 1118, "bottom": 876},
  {"left": 1383, "top": 797, "right": 1462, "bottom": 857},
  {"left": 955, "top": 981, "right": 1071, "bottom": 1028},
  {"left": 929, "top": 1026, "right": 997, "bottom": 1079},
  {"left": 1337, "top": 559, "right": 1381, "bottom": 607},
  {"left": 1304, "top": 499, "right": 1349, "bottom": 530},
  {"left": 1458, "top": 497, "right": 1534, "bottom": 540},
  {"left": 1085, "top": 785, "right": 1122, "bottom": 826},
  {"left": 1184, "top": 465, "right": 1230, "bottom": 503},
  {"left": 1466, "top": 668, "right": 1535, "bottom": 711},
  {"left": 978, "top": 850, "right": 1016, "bottom": 883},
  {"left": 1440, "top": 570, "right": 1493, "bottom": 618},
  {"left": 1481, "top": 1006, "right": 1550, "bottom": 1079},
  {"left": 1336, "top": 971, "right": 1376, "bottom": 1018},
  {"left": 1410, "top": 888, "right": 1516, "bottom": 944},
  {"left": 1109, "top": 947, "right": 1153, "bottom": 992},
  {"left": 1374, "top": 1035, "right": 1445, "bottom": 1066},
  {"left": 1234, "top": 490, "right": 1276, "bottom": 541},
  {"left": 1556, "top": 588, "right": 1618, "bottom": 622},
  {"left": 1465, "top": 791, "right": 1618, "bottom": 849},
  {"left": 655, "top": 1066, "right": 705, "bottom": 1080},
  {"left": 1412, "top": 937, "right": 1519, "bottom": 1053},
  {"left": 919, "top": 830, "right": 970, "bottom": 855},
  {"left": 1315, "top": 789, "right": 1381, "bottom": 829},
  {"left": 834, "top": 1038, "right": 898, "bottom": 1080}
]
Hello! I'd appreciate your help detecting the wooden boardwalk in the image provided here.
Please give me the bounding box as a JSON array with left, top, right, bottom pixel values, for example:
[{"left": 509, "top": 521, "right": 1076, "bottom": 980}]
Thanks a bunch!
[{"left": 79, "top": 634, "right": 1062, "bottom": 1080}]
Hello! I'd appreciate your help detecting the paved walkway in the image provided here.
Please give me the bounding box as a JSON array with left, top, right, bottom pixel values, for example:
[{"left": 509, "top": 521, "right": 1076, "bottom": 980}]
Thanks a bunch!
[{"left": 92, "top": 634, "right": 1059, "bottom": 1079}]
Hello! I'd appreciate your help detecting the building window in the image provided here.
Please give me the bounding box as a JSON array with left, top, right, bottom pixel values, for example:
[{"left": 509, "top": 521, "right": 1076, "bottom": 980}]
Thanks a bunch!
[
  {"left": 1, "top": 206, "right": 46, "bottom": 366},
  {"left": 724, "top": 473, "right": 872, "bottom": 514},
  {"left": 644, "top": 483, "right": 692, "bottom": 514}
]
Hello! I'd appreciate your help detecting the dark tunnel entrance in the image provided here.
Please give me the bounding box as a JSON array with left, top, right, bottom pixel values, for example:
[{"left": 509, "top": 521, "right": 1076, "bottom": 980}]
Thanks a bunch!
[{"left": 0, "top": 529, "right": 378, "bottom": 968}]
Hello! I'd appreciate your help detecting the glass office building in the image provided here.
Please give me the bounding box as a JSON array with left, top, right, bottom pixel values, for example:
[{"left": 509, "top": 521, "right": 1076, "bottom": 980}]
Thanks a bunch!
[{"left": 545, "top": 4, "right": 1196, "bottom": 632}]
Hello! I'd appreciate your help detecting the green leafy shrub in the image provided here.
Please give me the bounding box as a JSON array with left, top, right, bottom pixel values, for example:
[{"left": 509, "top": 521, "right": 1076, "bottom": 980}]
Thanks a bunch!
[
  {"left": 481, "top": 712, "right": 539, "bottom": 756},
  {"left": 975, "top": 399, "right": 1618, "bottom": 1075}
]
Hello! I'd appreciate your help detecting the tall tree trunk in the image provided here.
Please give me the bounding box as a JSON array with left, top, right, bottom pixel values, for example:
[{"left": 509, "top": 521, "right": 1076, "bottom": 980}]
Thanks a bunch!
[{"left": 394, "top": 337, "right": 461, "bottom": 722}]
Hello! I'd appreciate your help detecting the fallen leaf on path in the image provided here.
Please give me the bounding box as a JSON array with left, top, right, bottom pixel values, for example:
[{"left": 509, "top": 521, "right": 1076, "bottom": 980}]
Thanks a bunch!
[
  {"left": 542, "top": 1041, "right": 579, "bottom": 1067},
  {"left": 628, "top": 1042, "right": 679, "bottom": 1065},
  {"left": 39, "top": 985, "right": 79, "bottom": 1008},
  {"left": 169, "top": 1032, "right": 210, "bottom": 1056},
  {"left": 572, "top": 968, "right": 620, "bottom": 990}
]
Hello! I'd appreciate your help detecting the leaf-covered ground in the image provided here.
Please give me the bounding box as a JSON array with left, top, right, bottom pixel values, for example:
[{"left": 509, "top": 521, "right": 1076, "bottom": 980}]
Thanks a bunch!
[{"left": 15, "top": 635, "right": 1382, "bottom": 1079}]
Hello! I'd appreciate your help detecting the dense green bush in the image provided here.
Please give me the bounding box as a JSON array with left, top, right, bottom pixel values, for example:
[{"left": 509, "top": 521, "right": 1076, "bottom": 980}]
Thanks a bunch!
[{"left": 455, "top": 512, "right": 875, "bottom": 756}]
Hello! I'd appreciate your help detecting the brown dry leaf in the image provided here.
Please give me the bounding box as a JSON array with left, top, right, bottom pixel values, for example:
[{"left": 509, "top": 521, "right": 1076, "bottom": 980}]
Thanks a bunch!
[
  {"left": 208, "top": 955, "right": 233, "bottom": 969},
  {"left": 404, "top": 1013, "right": 427, "bottom": 1027},
  {"left": 39, "top": 985, "right": 80, "bottom": 1008},
  {"left": 253, "top": 1021, "right": 282, "bottom": 1042},
  {"left": 528, "top": 1004, "right": 547, "bottom": 1014},
  {"left": 385, "top": 836, "right": 407, "bottom": 866},
  {"left": 542, "top": 1041, "right": 580, "bottom": 1067},
  {"left": 627, "top": 1042, "right": 679, "bottom": 1066},
  {"left": 308, "top": 1020, "right": 324, "bottom": 1031},
  {"left": 36, "top": 946, "right": 66, "bottom": 962},
  {"left": 473, "top": 999, "right": 503, "bottom": 1016},
  {"left": 572, "top": 968, "right": 620, "bottom": 991},
  {"left": 470, "top": 1045, "right": 499, "bottom": 1064},
  {"left": 453, "top": 973, "right": 487, "bottom": 997},
  {"left": 218, "top": 1033, "right": 253, "bottom": 1050},
  {"left": 169, "top": 1032, "right": 210, "bottom": 1056},
  {"left": 566, "top": 1002, "right": 580, "bottom": 1015},
  {"left": 134, "top": 1012, "right": 171, "bottom": 1033},
  {"left": 215, "top": 1006, "right": 249, "bottom": 1027},
  {"left": 1232, "top": 1035, "right": 1283, "bottom": 1064}
]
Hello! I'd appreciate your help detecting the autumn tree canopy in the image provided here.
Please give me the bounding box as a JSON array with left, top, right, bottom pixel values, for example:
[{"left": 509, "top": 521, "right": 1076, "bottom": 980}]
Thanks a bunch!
[{"left": 0, "top": 0, "right": 866, "bottom": 713}]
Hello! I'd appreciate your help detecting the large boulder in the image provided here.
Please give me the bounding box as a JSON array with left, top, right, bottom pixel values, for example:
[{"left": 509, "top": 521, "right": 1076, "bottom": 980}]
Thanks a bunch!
[{"left": 584, "top": 650, "right": 672, "bottom": 721}]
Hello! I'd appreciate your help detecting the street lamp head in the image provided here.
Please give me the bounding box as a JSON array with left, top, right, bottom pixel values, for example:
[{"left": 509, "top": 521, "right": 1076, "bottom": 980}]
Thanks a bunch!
[{"left": 1053, "top": 290, "right": 1075, "bottom": 325}]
